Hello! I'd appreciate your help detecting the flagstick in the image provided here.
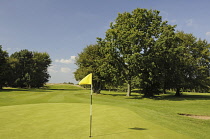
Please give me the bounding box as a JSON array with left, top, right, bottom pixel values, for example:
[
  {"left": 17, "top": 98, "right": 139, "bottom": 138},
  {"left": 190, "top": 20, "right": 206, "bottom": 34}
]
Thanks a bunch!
[{"left": 89, "top": 84, "right": 93, "bottom": 138}]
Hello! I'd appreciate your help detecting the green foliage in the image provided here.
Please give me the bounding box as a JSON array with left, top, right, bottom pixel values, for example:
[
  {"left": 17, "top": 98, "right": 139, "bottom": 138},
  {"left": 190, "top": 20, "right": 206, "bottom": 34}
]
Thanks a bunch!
[
  {"left": 156, "top": 31, "right": 210, "bottom": 96},
  {"left": 98, "top": 8, "right": 171, "bottom": 96},
  {"left": 0, "top": 46, "right": 9, "bottom": 89},
  {"left": 175, "top": 32, "right": 210, "bottom": 93},
  {"left": 74, "top": 8, "right": 210, "bottom": 97},
  {"left": 10, "top": 49, "right": 34, "bottom": 88},
  {"left": 151, "top": 26, "right": 183, "bottom": 95},
  {"left": 74, "top": 44, "right": 104, "bottom": 93},
  {"left": 0, "top": 48, "right": 52, "bottom": 88},
  {"left": 96, "top": 8, "right": 210, "bottom": 96},
  {"left": 30, "top": 52, "right": 52, "bottom": 87}
]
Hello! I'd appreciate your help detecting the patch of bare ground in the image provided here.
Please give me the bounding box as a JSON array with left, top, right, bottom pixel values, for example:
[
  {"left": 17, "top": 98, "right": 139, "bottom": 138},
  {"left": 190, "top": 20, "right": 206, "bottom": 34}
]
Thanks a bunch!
[{"left": 178, "top": 113, "right": 210, "bottom": 120}]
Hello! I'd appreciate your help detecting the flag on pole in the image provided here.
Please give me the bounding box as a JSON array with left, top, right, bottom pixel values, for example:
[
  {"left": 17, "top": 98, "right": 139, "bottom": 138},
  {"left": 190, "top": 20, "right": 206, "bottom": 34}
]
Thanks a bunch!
[
  {"left": 79, "top": 73, "right": 92, "bottom": 85},
  {"left": 78, "top": 73, "right": 93, "bottom": 138}
]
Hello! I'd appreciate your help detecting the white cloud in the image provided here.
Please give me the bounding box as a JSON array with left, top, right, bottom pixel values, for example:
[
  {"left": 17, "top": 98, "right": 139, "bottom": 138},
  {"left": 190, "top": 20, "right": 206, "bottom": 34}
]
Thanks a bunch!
[
  {"left": 206, "top": 32, "right": 210, "bottom": 36},
  {"left": 55, "top": 56, "right": 76, "bottom": 64},
  {"left": 48, "top": 64, "right": 77, "bottom": 83},
  {"left": 48, "top": 65, "right": 58, "bottom": 73},
  {"left": 60, "top": 67, "right": 71, "bottom": 73}
]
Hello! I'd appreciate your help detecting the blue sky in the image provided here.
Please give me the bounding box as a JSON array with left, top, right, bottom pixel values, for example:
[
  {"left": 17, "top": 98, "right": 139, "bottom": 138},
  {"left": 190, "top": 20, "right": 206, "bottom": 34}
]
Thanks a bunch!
[{"left": 1, "top": 0, "right": 210, "bottom": 84}]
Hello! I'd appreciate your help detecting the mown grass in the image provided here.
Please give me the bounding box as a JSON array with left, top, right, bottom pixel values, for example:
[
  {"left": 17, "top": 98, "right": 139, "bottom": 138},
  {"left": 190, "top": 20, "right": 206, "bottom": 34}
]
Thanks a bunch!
[{"left": 0, "top": 84, "right": 210, "bottom": 138}]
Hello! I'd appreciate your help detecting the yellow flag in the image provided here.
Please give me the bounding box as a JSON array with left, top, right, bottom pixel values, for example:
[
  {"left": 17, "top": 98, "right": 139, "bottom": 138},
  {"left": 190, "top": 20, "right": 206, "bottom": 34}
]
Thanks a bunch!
[{"left": 79, "top": 73, "right": 92, "bottom": 85}]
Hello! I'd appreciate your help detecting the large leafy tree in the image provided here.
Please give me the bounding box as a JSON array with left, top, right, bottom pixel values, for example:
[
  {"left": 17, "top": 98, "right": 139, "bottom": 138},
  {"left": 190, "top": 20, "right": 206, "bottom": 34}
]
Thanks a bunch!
[
  {"left": 0, "top": 46, "right": 9, "bottom": 89},
  {"left": 98, "top": 8, "right": 169, "bottom": 96}
]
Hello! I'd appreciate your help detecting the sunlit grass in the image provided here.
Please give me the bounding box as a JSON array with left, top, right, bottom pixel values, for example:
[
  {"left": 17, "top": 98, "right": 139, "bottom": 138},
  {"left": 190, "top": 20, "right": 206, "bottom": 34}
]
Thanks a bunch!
[{"left": 0, "top": 84, "right": 210, "bottom": 138}]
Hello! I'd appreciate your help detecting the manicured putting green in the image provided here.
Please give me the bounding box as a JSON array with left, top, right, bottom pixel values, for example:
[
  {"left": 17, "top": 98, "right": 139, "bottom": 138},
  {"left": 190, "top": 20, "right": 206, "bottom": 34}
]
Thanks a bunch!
[{"left": 0, "top": 103, "right": 190, "bottom": 139}]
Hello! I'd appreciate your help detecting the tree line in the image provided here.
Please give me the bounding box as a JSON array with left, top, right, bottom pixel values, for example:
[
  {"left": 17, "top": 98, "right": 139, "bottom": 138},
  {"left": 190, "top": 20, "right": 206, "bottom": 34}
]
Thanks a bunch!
[
  {"left": 74, "top": 8, "right": 210, "bottom": 97},
  {"left": 0, "top": 46, "right": 51, "bottom": 89}
]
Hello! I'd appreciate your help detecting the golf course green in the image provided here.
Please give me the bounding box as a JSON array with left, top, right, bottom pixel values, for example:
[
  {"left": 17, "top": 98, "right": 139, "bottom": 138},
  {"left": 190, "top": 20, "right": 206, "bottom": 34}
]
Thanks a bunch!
[{"left": 0, "top": 84, "right": 210, "bottom": 138}]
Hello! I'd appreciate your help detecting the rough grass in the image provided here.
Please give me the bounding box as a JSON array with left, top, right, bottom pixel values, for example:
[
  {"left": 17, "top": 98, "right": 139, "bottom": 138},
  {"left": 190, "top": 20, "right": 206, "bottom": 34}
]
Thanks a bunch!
[{"left": 0, "top": 84, "right": 210, "bottom": 138}]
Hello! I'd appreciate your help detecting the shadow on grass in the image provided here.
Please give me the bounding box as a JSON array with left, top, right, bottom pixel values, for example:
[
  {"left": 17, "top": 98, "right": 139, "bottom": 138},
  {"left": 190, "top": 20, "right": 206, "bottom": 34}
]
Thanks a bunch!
[
  {"left": 101, "top": 92, "right": 140, "bottom": 97},
  {"left": 1, "top": 88, "right": 30, "bottom": 92},
  {"left": 101, "top": 93, "right": 128, "bottom": 97},
  {"left": 155, "top": 94, "right": 210, "bottom": 101},
  {"left": 126, "top": 93, "right": 210, "bottom": 101},
  {"left": 129, "top": 127, "right": 147, "bottom": 130},
  {"left": 47, "top": 88, "right": 83, "bottom": 91},
  {"left": 94, "top": 127, "right": 147, "bottom": 137},
  {"left": 101, "top": 90, "right": 210, "bottom": 101}
]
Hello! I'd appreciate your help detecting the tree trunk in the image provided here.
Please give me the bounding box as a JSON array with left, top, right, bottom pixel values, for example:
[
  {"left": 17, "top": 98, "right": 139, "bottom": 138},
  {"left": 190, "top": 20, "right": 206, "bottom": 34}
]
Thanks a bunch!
[
  {"left": 93, "top": 89, "right": 101, "bottom": 94},
  {"left": 175, "top": 88, "right": 181, "bottom": 96},
  {"left": 163, "top": 83, "right": 166, "bottom": 94},
  {"left": 126, "top": 82, "right": 131, "bottom": 96}
]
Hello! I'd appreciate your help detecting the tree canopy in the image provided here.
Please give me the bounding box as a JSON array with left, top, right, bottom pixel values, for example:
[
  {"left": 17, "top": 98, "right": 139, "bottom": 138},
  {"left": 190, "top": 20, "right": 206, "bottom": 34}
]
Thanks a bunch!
[
  {"left": 98, "top": 8, "right": 177, "bottom": 96},
  {"left": 0, "top": 46, "right": 9, "bottom": 89},
  {"left": 75, "top": 8, "right": 210, "bottom": 97},
  {"left": 0, "top": 47, "right": 52, "bottom": 89},
  {"left": 74, "top": 44, "right": 104, "bottom": 93}
]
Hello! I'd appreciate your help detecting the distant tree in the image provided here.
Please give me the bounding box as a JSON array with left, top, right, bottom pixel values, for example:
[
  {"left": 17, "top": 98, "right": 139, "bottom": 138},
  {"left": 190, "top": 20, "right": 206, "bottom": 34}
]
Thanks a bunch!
[
  {"left": 6, "top": 57, "right": 19, "bottom": 87},
  {"left": 9, "top": 50, "right": 51, "bottom": 88},
  {"left": 156, "top": 31, "right": 210, "bottom": 96},
  {"left": 10, "top": 49, "right": 33, "bottom": 88},
  {"left": 193, "top": 39, "right": 210, "bottom": 92},
  {"left": 0, "top": 46, "right": 9, "bottom": 89},
  {"left": 30, "top": 52, "right": 51, "bottom": 88},
  {"left": 173, "top": 32, "right": 210, "bottom": 95}
]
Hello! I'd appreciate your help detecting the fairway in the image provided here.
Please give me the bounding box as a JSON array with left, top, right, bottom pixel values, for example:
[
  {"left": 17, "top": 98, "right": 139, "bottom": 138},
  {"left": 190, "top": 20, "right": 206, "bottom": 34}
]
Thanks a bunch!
[
  {"left": 0, "top": 84, "right": 210, "bottom": 139},
  {"left": 0, "top": 103, "right": 190, "bottom": 139}
]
